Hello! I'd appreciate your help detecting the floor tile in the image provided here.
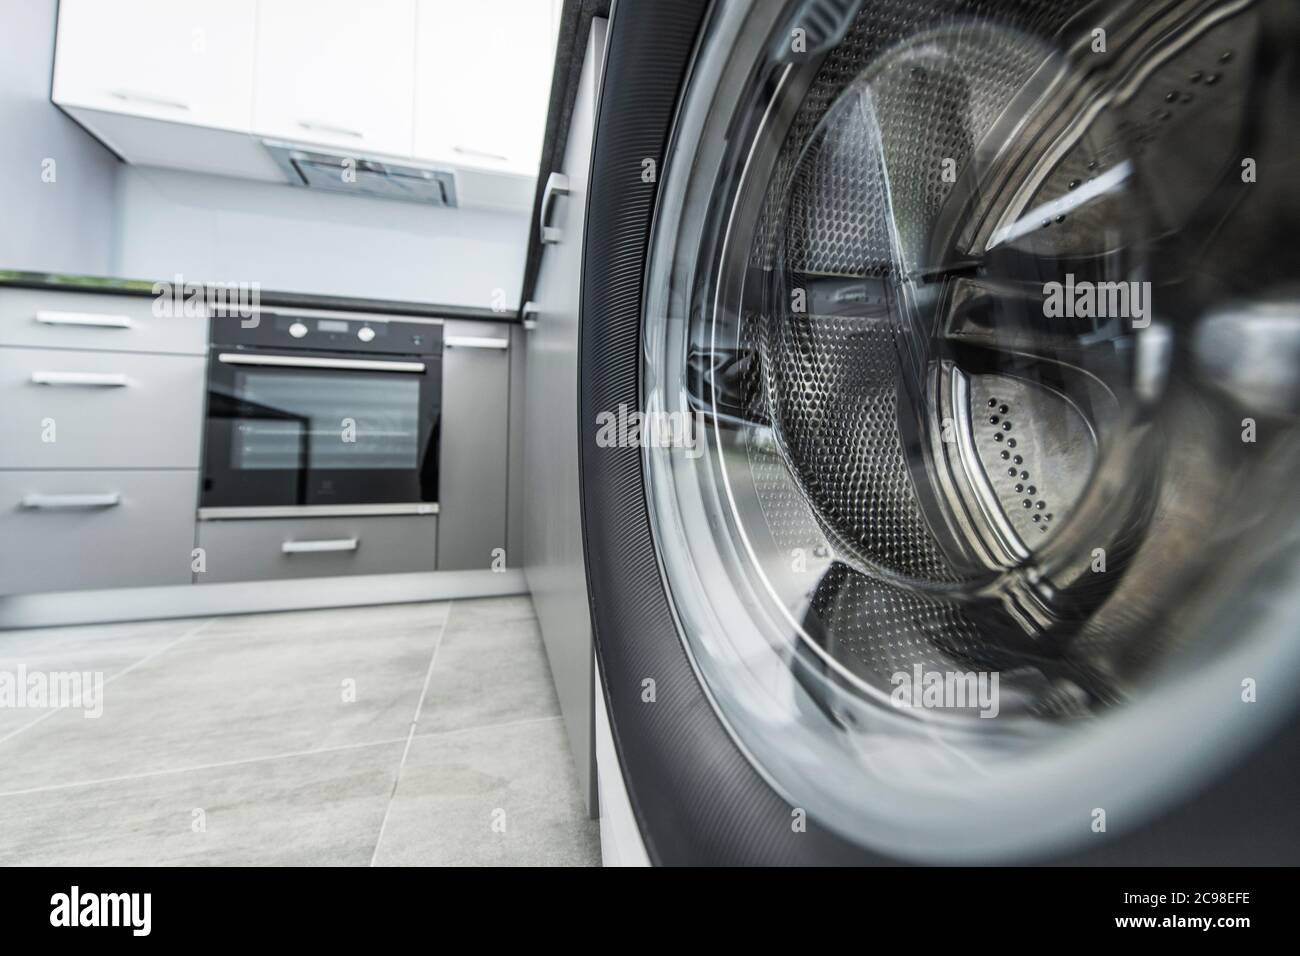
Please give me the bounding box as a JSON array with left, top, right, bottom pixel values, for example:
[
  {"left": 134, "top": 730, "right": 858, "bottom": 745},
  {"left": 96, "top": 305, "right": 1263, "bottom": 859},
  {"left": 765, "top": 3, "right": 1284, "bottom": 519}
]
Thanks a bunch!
[
  {"left": 443, "top": 595, "right": 537, "bottom": 630},
  {"left": 0, "top": 617, "right": 207, "bottom": 664},
  {"left": 417, "top": 604, "right": 560, "bottom": 734},
  {"left": 0, "top": 603, "right": 447, "bottom": 791},
  {"left": 0, "top": 618, "right": 208, "bottom": 740},
  {"left": 0, "top": 597, "right": 599, "bottom": 866},
  {"left": 201, "top": 601, "right": 449, "bottom": 642},
  {"left": 373, "top": 717, "right": 599, "bottom": 866},
  {"left": 0, "top": 740, "right": 403, "bottom": 866}
]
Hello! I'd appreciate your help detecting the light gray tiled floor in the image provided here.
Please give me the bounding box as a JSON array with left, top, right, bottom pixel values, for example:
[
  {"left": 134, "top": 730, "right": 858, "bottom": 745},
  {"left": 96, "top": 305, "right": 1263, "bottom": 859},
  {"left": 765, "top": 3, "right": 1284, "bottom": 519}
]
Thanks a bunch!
[{"left": 0, "top": 596, "right": 600, "bottom": 866}]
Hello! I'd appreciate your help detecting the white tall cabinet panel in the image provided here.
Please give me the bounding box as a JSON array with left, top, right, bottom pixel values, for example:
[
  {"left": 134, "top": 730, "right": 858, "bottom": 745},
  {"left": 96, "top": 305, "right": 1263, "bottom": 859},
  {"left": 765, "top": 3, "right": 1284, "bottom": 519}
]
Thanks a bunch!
[
  {"left": 413, "top": 0, "right": 561, "bottom": 175},
  {"left": 252, "top": 0, "right": 417, "bottom": 157},
  {"left": 53, "top": 0, "right": 257, "bottom": 131}
]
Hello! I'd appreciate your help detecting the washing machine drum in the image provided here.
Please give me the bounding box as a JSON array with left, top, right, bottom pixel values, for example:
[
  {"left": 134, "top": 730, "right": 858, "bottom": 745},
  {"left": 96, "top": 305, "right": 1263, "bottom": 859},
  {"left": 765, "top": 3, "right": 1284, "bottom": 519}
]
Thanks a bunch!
[{"left": 582, "top": 0, "right": 1300, "bottom": 864}]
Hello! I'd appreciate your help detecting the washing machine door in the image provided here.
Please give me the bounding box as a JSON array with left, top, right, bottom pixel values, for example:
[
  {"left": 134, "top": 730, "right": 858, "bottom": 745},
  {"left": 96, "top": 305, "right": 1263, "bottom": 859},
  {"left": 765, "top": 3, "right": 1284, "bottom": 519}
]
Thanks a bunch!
[{"left": 581, "top": 0, "right": 1300, "bottom": 865}]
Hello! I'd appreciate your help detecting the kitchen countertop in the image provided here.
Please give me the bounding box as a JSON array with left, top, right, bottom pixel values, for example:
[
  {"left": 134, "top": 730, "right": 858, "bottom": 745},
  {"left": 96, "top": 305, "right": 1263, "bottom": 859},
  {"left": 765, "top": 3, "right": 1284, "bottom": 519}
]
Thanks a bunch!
[{"left": 0, "top": 269, "right": 517, "bottom": 324}]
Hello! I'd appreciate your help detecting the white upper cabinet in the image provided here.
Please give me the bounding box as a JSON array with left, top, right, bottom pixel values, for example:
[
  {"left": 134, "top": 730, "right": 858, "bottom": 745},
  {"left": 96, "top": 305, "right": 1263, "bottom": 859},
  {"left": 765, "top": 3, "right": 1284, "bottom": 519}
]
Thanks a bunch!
[
  {"left": 252, "top": 0, "right": 417, "bottom": 158},
  {"left": 413, "top": 0, "right": 560, "bottom": 175},
  {"left": 51, "top": 0, "right": 558, "bottom": 205},
  {"left": 52, "top": 0, "right": 257, "bottom": 131}
]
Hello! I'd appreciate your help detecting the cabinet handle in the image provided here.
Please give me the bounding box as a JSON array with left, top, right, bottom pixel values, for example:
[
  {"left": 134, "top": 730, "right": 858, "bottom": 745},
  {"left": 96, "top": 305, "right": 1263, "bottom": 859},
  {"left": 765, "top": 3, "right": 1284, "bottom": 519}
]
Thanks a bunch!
[
  {"left": 35, "top": 310, "right": 133, "bottom": 329},
  {"left": 521, "top": 300, "right": 540, "bottom": 330},
  {"left": 444, "top": 336, "right": 508, "bottom": 350},
  {"left": 21, "top": 492, "right": 121, "bottom": 510},
  {"left": 110, "top": 89, "right": 190, "bottom": 111},
  {"left": 453, "top": 145, "right": 509, "bottom": 162},
  {"left": 281, "top": 538, "right": 360, "bottom": 554},
  {"left": 539, "top": 171, "right": 570, "bottom": 245},
  {"left": 30, "top": 371, "right": 129, "bottom": 387},
  {"left": 298, "top": 120, "right": 365, "bottom": 140}
]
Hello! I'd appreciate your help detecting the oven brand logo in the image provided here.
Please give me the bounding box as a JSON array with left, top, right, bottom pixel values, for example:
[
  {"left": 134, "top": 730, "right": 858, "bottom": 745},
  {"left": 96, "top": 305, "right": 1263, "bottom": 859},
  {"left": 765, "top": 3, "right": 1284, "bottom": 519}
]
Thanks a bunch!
[
  {"left": 152, "top": 274, "right": 261, "bottom": 325},
  {"left": 50, "top": 886, "right": 151, "bottom": 937},
  {"left": 890, "top": 665, "right": 1000, "bottom": 718},
  {"left": 0, "top": 667, "right": 103, "bottom": 718},
  {"left": 595, "top": 404, "right": 707, "bottom": 459},
  {"left": 1043, "top": 273, "right": 1150, "bottom": 328}
]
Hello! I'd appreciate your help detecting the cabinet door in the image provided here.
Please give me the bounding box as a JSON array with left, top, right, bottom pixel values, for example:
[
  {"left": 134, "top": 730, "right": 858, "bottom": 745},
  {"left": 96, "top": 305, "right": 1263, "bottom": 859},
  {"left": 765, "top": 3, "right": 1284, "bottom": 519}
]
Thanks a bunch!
[
  {"left": 0, "top": 470, "right": 197, "bottom": 595},
  {"left": 253, "top": 0, "right": 416, "bottom": 158},
  {"left": 437, "top": 327, "right": 510, "bottom": 571},
  {"left": 413, "top": 0, "right": 560, "bottom": 174},
  {"left": 53, "top": 0, "right": 256, "bottom": 131}
]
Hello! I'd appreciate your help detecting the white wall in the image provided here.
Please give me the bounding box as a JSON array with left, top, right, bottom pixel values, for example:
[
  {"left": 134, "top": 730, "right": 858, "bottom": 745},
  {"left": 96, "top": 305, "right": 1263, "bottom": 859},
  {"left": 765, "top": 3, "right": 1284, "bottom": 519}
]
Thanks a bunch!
[
  {"left": 112, "top": 166, "right": 529, "bottom": 308},
  {"left": 0, "top": 0, "right": 118, "bottom": 276}
]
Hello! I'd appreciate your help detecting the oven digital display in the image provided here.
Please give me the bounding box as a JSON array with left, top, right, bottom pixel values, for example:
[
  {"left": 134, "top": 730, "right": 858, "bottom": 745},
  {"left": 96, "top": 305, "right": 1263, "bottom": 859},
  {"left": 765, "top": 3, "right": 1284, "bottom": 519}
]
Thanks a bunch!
[{"left": 316, "top": 319, "right": 350, "bottom": 333}]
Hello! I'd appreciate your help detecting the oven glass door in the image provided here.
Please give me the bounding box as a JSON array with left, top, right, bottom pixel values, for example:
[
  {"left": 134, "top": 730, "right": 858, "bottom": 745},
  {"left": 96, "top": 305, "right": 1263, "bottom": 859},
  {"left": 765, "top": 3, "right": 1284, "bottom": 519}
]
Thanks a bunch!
[{"left": 202, "top": 351, "right": 439, "bottom": 507}]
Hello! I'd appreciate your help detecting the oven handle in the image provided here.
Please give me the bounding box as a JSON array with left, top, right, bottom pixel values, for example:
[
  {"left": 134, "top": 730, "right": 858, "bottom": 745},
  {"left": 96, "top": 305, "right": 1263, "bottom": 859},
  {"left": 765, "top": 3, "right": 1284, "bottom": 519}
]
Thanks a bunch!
[{"left": 217, "top": 353, "right": 426, "bottom": 373}]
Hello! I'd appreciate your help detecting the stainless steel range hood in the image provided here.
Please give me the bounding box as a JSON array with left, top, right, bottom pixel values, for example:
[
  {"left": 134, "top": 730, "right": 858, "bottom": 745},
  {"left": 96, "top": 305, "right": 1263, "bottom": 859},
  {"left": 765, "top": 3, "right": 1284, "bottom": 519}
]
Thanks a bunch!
[{"left": 264, "top": 141, "right": 458, "bottom": 207}]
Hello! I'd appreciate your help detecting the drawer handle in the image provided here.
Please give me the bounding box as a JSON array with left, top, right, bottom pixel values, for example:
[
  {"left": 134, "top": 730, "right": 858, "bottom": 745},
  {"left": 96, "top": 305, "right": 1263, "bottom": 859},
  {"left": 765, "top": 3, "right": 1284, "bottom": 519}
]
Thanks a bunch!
[
  {"left": 21, "top": 492, "right": 121, "bottom": 510},
  {"left": 298, "top": 120, "right": 365, "bottom": 140},
  {"left": 281, "top": 538, "right": 359, "bottom": 554},
  {"left": 444, "top": 335, "right": 508, "bottom": 350},
  {"left": 35, "top": 310, "right": 133, "bottom": 329},
  {"left": 30, "top": 371, "right": 129, "bottom": 387}
]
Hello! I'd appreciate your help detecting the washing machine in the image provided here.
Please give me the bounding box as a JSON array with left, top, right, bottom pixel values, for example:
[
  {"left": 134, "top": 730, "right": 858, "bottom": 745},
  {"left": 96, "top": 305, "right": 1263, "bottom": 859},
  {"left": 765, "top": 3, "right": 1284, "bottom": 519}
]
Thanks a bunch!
[{"left": 578, "top": 0, "right": 1300, "bottom": 865}]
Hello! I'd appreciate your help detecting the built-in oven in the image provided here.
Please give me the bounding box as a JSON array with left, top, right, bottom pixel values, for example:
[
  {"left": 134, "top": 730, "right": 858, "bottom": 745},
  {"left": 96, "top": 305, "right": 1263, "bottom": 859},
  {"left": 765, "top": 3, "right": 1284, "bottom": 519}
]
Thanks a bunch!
[{"left": 200, "top": 309, "right": 442, "bottom": 516}]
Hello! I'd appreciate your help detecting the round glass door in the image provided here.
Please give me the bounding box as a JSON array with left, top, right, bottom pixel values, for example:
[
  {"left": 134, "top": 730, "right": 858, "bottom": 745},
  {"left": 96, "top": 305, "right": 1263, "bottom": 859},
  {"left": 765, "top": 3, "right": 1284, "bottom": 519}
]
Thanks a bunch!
[{"left": 641, "top": 0, "right": 1300, "bottom": 861}]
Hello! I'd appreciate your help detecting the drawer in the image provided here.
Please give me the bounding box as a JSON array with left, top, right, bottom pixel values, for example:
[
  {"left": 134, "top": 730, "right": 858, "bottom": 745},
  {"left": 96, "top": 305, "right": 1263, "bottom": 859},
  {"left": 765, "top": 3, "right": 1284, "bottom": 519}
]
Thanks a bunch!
[
  {"left": 0, "top": 470, "right": 198, "bottom": 595},
  {"left": 0, "top": 287, "right": 207, "bottom": 355},
  {"left": 0, "top": 348, "right": 205, "bottom": 469},
  {"left": 196, "top": 515, "right": 438, "bottom": 583}
]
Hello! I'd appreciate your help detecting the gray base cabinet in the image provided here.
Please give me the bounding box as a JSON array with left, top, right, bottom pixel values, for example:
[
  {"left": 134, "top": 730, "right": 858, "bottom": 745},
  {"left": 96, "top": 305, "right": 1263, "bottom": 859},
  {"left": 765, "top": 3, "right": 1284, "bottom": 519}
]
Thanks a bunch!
[
  {"left": 0, "top": 287, "right": 207, "bottom": 597},
  {"left": 0, "top": 470, "right": 198, "bottom": 595},
  {"left": 196, "top": 515, "right": 438, "bottom": 584},
  {"left": 436, "top": 323, "right": 510, "bottom": 571},
  {"left": 0, "top": 285, "right": 525, "bottom": 598}
]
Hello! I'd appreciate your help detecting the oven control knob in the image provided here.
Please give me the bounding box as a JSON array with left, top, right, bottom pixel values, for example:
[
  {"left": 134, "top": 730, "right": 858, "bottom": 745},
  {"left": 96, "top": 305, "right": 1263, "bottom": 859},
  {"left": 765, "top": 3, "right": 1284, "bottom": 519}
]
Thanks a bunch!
[
  {"left": 288, "top": 322, "right": 308, "bottom": 339},
  {"left": 357, "top": 326, "right": 376, "bottom": 343}
]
